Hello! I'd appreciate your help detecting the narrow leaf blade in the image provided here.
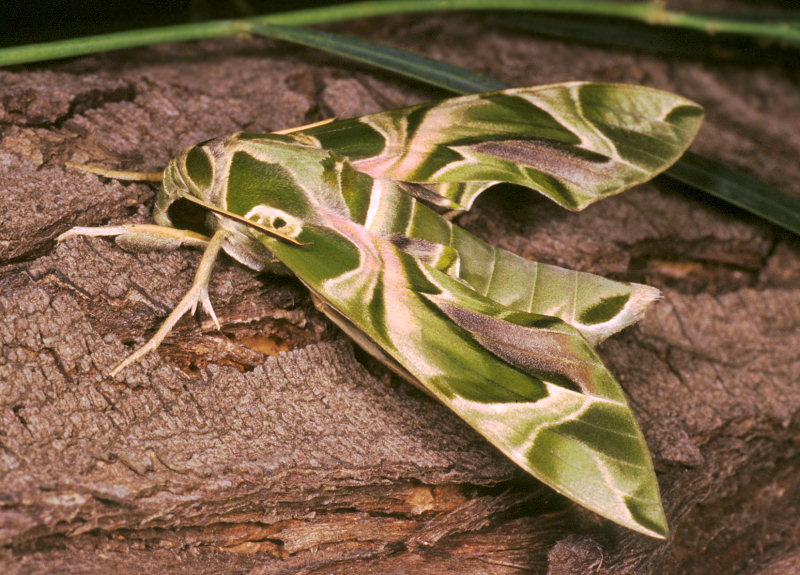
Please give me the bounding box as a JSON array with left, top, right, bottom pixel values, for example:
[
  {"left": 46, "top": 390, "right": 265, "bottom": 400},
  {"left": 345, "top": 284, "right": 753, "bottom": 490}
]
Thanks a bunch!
[
  {"left": 250, "top": 23, "right": 508, "bottom": 94},
  {"left": 666, "top": 151, "right": 800, "bottom": 235}
]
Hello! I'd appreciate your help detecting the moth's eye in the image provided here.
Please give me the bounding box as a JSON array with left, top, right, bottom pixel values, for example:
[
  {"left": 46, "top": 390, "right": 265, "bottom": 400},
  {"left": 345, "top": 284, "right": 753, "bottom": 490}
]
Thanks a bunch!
[{"left": 272, "top": 217, "right": 287, "bottom": 229}]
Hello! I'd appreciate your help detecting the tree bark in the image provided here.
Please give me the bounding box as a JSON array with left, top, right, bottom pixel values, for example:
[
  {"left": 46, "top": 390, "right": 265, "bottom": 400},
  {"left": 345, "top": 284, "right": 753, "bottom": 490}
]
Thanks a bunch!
[{"left": 2, "top": 7, "right": 799, "bottom": 575}]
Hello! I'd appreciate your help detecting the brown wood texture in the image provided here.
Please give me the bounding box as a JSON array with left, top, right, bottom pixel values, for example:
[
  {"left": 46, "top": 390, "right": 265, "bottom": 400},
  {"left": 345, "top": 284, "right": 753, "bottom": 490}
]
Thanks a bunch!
[{"left": 2, "top": 9, "right": 800, "bottom": 575}]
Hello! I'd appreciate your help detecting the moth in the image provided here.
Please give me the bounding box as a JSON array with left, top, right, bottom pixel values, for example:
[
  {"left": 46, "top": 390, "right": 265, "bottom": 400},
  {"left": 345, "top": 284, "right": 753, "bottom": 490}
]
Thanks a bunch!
[{"left": 59, "top": 82, "right": 703, "bottom": 538}]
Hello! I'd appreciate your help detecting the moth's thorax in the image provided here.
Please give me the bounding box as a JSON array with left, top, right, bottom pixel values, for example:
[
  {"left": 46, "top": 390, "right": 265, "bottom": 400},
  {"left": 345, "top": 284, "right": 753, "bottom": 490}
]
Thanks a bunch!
[{"left": 154, "top": 132, "right": 377, "bottom": 274}]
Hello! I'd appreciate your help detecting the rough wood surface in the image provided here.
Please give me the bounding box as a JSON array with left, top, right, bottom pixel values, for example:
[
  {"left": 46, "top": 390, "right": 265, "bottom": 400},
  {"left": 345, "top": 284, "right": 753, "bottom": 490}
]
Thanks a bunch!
[{"left": 2, "top": 7, "right": 800, "bottom": 574}]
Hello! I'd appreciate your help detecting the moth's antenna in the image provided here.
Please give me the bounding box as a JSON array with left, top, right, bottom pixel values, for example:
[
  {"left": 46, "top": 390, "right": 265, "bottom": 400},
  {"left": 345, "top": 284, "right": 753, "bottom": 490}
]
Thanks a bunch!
[
  {"left": 272, "top": 117, "right": 337, "bottom": 134},
  {"left": 66, "top": 161, "right": 163, "bottom": 182}
]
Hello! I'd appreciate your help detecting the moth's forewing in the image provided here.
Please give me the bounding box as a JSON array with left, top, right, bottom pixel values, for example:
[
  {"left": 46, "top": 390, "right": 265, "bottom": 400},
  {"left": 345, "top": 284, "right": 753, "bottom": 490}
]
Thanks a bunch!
[{"left": 300, "top": 82, "right": 703, "bottom": 212}]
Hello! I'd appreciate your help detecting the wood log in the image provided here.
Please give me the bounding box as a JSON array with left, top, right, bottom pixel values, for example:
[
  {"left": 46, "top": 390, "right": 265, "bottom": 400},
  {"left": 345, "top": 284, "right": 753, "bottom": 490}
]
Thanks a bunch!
[{"left": 1, "top": 9, "right": 799, "bottom": 574}]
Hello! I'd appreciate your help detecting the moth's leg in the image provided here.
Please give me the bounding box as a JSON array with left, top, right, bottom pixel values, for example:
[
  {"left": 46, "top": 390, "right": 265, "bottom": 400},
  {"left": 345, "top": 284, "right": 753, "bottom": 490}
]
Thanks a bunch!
[
  {"left": 57, "top": 224, "right": 210, "bottom": 252},
  {"left": 107, "top": 229, "right": 228, "bottom": 376}
]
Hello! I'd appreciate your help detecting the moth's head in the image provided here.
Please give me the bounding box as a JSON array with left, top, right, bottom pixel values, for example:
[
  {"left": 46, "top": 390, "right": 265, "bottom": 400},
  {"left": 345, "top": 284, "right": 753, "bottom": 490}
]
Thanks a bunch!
[
  {"left": 154, "top": 142, "right": 217, "bottom": 229},
  {"left": 155, "top": 135, "right": 314, "bottom": 271}
]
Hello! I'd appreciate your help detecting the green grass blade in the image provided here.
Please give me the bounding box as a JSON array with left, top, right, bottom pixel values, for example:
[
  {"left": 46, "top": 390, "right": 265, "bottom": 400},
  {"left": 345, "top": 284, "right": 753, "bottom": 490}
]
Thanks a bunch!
[
  {"left": 500, "top": 12, "right": 800, "bottom": 63},
  {"left": 0, "top": 20, "right": 244, "bottom": 66},
  {"left": 2, "top": 1, "right": 799, "bottom": 67},
  {"left": 249, "top": 23, "right": 508, "bottom": 94},
  {"left": 666, "top": 152, "right": 800, "bottom": 235}
]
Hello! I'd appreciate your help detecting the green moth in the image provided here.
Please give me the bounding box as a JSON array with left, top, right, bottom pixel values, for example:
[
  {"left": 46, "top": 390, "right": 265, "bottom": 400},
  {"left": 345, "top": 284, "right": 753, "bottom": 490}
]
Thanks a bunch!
[{"left": 59, "top": 82, "right": 704, "bottom": 538}]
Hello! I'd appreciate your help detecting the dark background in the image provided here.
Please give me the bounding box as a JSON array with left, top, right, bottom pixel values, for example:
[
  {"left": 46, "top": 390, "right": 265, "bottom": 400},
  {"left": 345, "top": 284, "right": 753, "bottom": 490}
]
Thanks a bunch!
[
  {"left": 0, "top": 1, "right": 341, "bottom": 47},
  {"left": 2, "top": 0, "right": 799, "bottom": 48}
]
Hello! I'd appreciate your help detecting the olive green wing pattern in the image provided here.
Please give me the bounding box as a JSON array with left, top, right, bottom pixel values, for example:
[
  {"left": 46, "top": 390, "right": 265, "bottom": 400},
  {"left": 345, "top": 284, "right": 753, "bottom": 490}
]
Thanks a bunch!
[
  {"left": 300, "top": 82, "right": 703, "bottom": 211},
  {"left": 350, "top": 175, "right": 660, "bottom": 346}
]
